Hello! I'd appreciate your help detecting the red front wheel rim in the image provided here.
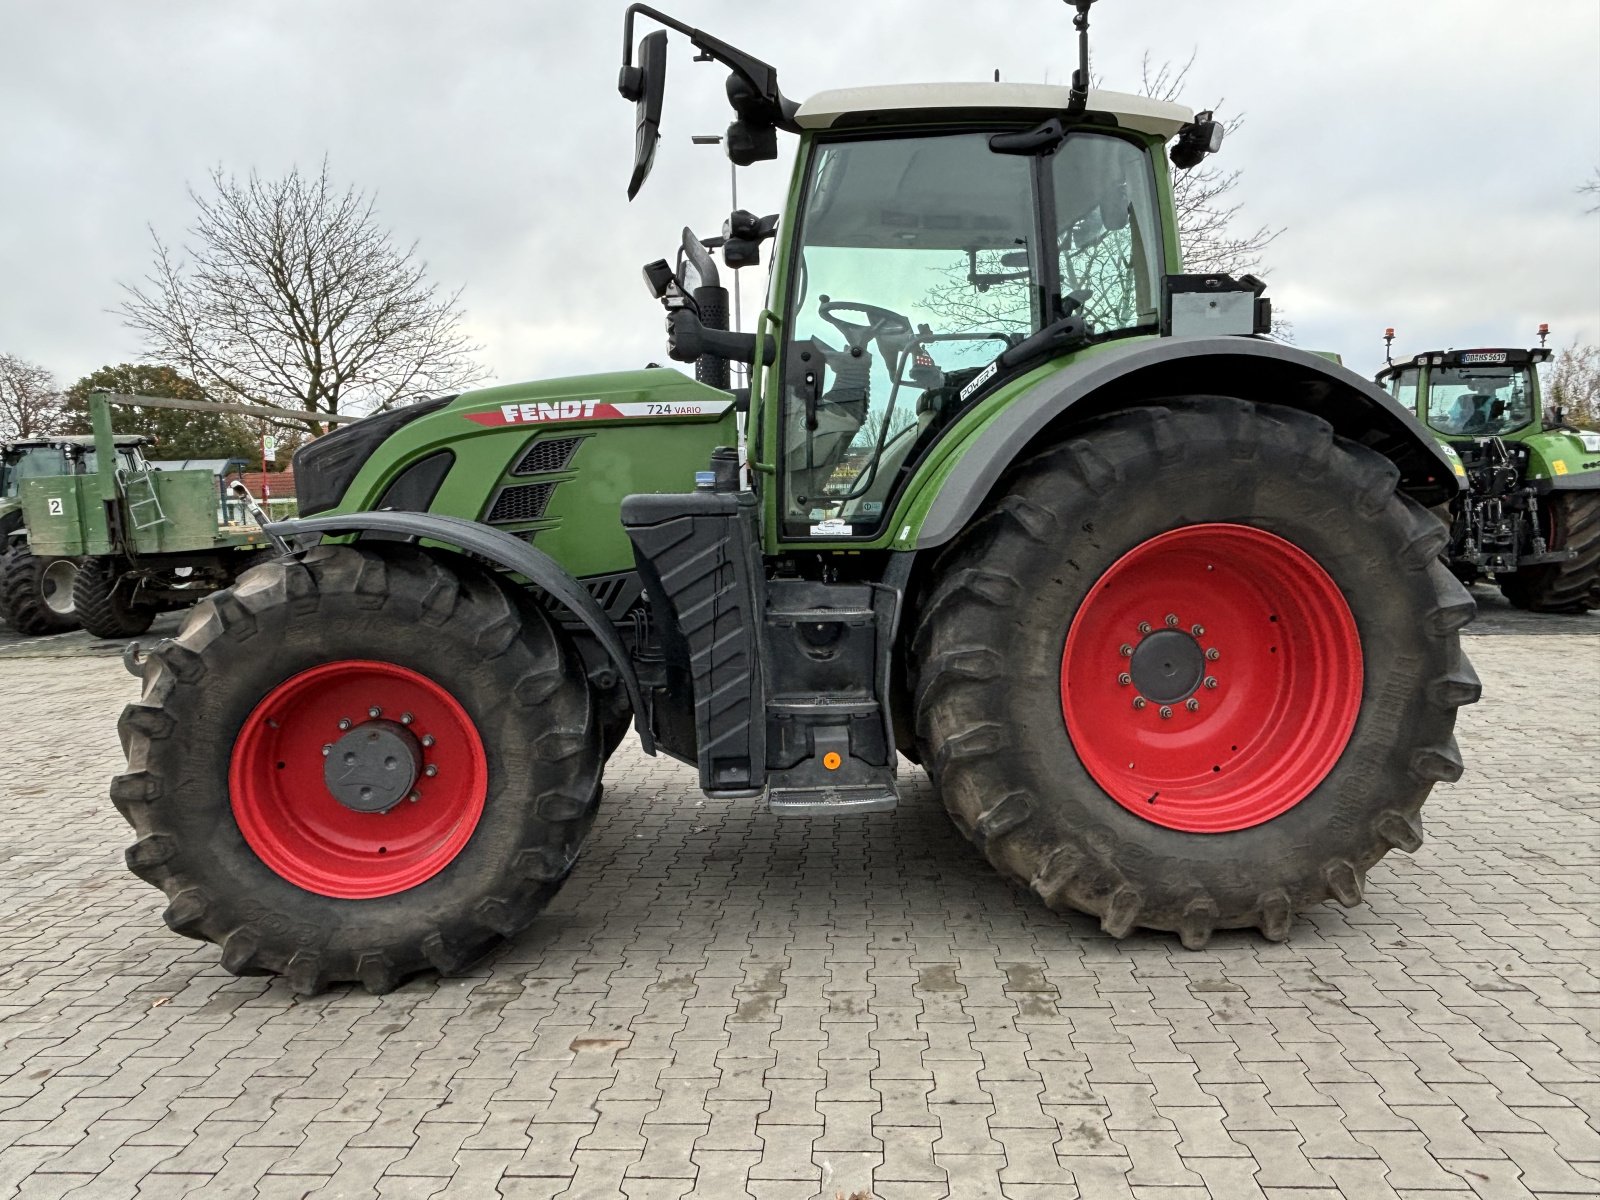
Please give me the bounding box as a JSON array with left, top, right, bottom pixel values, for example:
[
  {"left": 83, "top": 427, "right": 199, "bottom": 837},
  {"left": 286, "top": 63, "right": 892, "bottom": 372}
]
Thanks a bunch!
[
  {"left": 1061, "top": 524, "right": 1363, "bottom": 834},
  {"left": 230, "top": 660, "right": 488, "bottom": 899}
]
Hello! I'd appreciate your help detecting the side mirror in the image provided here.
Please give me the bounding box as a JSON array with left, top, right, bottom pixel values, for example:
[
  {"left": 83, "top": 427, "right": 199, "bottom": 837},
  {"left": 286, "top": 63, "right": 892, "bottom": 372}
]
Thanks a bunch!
[
  {"left": 721, "top": 210, "right": 779, "bottom": 269},
  {"left": 620, "top": 30, "right": 668, "bottom": 200}
]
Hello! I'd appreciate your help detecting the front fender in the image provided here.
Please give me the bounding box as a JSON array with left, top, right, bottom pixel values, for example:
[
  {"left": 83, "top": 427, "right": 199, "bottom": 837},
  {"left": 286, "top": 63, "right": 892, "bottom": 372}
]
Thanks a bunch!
[
  {"left": 910, "top": 336, "right": 1464, "bottom": 550},
  {"left": 266, "top": 511, "right": 653, "bottom": 754}
]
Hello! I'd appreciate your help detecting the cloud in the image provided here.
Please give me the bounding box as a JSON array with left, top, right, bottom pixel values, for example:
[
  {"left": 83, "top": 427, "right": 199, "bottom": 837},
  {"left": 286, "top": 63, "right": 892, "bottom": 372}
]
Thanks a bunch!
[{"left": 2, "top": 0, "right": 1595, "bottom": 392}]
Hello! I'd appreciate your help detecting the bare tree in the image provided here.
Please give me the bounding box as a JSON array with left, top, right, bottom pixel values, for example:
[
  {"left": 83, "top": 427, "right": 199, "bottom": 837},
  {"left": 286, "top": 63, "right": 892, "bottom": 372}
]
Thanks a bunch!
[
  {"left": 0, "top": 353, "right": 66, "bottom": 440},
  {"left": 1547, "top": 341, "right": 1600, "bottom": 427},
  {"left": 1580, "top": 166, "right": 1600, "bottom": 215},
  {"left": 120, "top": 160, "right": 488, "bottom": 433}
]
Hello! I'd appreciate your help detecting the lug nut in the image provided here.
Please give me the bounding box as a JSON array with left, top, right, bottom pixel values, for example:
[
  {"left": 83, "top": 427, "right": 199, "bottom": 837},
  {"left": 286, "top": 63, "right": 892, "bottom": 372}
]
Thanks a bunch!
[
  {"left": 1119, "top": 644, "right": 1133, "bottom": 658},
  {"left": 1191, "top": 624, "right": 1205, "bottom": 637},
  {"left": 368, "top": 706, "right": 382, "bottom": 719},
  {"left": 424, "top": 764, "right": 439, "bottom": 778},
  {"left": 337, "top": 717, "right": 352, "bottom": 731},
  {"left": 1133, "top": 697, "right": 1147, "bottom": 711},
  {"left": 1159, "top": 705, "right": 1173, "bottom": 719},
  {"left": 421, "top": 734, "right": 435, "bottom": 748},
  {"left": 321, "top": 744, "right": 332, "bottom": 757},
  {"left": 1165, "top": 614, "right": 1179, "bottom": 628},
  {"left": 1205, "top": 648, "right": 1220, "bottom": 661},
  {"left": 1117, "top": 673, "right": 1132, "bottom": 686},
  {"left": 1204, "top": 676, "right": 1218, "bottom": 690},
  {"left": 1185, "top": 699, "right": 1200, "bottom": 713},
  {"left": 401, "top": 712, "right": 414, "bottom": 725},
  {"left": 407, "top": 791, "right": 421, "bottom": 804},
  {"left": 1137, "top": 621, "right": 1152, "bottom": 635}
]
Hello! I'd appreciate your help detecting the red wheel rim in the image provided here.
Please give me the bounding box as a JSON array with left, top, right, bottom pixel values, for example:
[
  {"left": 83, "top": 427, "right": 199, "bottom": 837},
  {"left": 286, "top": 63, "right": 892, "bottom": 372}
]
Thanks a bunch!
[
  {"left": 1061, "top": 524, "right": 1362, "bottom": 833},
  {"left": 230, "top": 660, "right": 488, "bottom": 899}
]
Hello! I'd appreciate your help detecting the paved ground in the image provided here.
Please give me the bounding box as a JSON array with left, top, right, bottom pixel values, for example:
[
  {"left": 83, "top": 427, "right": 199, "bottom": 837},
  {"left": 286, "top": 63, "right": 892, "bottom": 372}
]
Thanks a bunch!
[{"left": 0, "top": 590, "right": 1596, "bottom": 1199}]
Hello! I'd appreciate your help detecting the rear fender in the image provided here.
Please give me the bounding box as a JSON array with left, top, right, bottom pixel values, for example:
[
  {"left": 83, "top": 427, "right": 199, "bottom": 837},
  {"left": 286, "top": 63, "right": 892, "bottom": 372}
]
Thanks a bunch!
[
  {"left": 267, "top": 512, "right": 653, "bottom": 754},
  {"left": 911, "top": 336, "right": 1465, "bottom": 549}
]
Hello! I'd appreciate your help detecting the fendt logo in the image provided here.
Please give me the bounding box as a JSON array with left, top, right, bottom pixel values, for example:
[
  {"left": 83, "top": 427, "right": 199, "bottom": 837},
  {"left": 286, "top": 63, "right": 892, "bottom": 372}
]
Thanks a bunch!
[{"left": 499, "top": 400, "right": 604, "bottom": 424}]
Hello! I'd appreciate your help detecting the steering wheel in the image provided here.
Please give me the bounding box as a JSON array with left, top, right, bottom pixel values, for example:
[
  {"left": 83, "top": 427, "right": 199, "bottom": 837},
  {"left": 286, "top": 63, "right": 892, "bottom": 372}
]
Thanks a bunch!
[{"left": 818, "top": 298, "right": 915, "bottom": 358}]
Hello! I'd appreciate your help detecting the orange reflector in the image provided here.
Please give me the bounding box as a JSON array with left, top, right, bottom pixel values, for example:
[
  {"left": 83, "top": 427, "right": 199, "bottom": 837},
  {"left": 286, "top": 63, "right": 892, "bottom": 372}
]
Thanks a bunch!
[{"left": 822, "top": 752, "right": 842, "bottom": 771}]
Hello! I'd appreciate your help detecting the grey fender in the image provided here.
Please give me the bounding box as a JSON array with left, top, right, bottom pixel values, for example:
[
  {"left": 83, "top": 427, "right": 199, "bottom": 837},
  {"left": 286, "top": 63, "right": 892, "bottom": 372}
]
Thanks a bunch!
[
  {"left": 266, "top": 511, "right": 653, "bottom": 754},
  {"left": 916, "top": 336, "right": 1465, "bottom": 549}
]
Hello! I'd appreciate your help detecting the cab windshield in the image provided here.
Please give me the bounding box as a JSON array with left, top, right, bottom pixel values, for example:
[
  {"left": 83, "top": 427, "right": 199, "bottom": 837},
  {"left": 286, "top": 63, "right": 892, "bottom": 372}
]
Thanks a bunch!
[
  {"left": 781, "top": 128, "right": 1163, "bottom": 534},
  {"left": 1426, "top": 365, "right": 1534, "bottom": 437}
]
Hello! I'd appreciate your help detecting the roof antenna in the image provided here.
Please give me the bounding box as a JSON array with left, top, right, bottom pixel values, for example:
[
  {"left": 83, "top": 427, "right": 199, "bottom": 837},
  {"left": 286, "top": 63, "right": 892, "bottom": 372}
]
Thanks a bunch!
[{"left": 1066, "top": 0, "right": 1096, "bottom": 115}]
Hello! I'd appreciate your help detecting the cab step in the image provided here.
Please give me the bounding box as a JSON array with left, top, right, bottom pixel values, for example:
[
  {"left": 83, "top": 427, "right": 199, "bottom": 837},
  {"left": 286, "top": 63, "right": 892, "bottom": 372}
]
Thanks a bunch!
[{"left": 767, "top": 784, "right": 898, "bottom": 817}]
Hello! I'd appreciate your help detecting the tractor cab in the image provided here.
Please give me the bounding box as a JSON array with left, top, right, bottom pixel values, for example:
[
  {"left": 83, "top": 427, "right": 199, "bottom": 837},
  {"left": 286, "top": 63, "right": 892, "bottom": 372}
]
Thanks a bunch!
[
  {"left": 1378, "top": 346, "right": 1553, "bottom": 444},
  {"left": 3, "top": 435, "right": 149, "bottom": 488},
  {"left": 621, "top": 3, "right": 1260, "bottom": 542}
]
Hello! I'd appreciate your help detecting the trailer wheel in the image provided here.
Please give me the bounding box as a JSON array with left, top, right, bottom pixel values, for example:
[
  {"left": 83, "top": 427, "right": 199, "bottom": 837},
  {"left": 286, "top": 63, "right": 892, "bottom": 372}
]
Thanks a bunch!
[
  {"left": 73, "top": 557, "right": 157, "bottom": 639},
  {"left": 1497, "top": 491, "right": 1600, "bottom": 613},
  {"left": 911, "top": 399, "right": 1479, "bottom": 948},
  {"left": 113, "top": 542, "right": 602, "bottom": 994},
  {"left": 0, "top": 544, "right": 80, "bottom": 635}
]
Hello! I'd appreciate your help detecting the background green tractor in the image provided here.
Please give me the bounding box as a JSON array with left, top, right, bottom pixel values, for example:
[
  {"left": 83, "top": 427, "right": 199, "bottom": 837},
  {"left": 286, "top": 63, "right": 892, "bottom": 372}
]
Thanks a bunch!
[
  {"left": 0, "top": 432, "right": 151, "bottom": 634},
  {"left": 1377, "top": 327, "right": 1600, "bottom": 612},
  {"left": 5, "top": 391, "right": 277, "bottom": 639},
  {"left": 113, "top": 3, "right": 1477, "bottom": 995}
]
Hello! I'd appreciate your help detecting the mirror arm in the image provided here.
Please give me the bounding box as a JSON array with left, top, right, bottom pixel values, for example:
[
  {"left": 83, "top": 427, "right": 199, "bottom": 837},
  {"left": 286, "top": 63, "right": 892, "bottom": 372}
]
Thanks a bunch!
[
  {"left": 622, "top": 3, "right": 800, "bottom": 132},
  {"left": 667, "top": 310, "right": 777, "bottom": 368}
]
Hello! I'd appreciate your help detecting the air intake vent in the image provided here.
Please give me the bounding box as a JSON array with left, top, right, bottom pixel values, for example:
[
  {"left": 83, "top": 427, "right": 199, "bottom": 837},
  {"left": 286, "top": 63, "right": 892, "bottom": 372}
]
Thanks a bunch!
[
  {"left": 513, "top": 436, "right": 583, "bottom": 475},
  {"left": 487, "top": 482, "right": 557, "bottom": 523}
]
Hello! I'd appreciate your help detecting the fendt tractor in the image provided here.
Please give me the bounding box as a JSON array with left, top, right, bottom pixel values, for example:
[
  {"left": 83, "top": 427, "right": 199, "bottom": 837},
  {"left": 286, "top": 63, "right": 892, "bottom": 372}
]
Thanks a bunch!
[
  {"left": 5, "top": 392, "right": 274, "bottom": 639},
  {"left": 1378, "top": 328, "right": 1600, "bottom": 612},
  {"left": 0, "top": 431, "right": 151, "bottom": 634},
  {"left": 113, "top": 3, "right": 1479, "bottom": 995}
]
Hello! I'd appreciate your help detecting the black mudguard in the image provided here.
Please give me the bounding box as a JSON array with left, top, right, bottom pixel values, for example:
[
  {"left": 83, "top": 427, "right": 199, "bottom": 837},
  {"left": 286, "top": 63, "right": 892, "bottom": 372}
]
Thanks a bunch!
[
  {"left": 266, "top": 511, "right": 654, "bottom": 754},
  {"left": 916, "top": 336, "right": 1465, "bottom": 549}
]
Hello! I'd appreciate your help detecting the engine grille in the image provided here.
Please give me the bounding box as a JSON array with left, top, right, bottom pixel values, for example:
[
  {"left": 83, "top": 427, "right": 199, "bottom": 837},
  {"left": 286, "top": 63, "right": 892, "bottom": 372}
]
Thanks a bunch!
[
  {"left": 513, "top": 436, "right": 583, "bottom": 476},
  {"left": 487, "top": 482, "right": 557, "bottom": 523}
]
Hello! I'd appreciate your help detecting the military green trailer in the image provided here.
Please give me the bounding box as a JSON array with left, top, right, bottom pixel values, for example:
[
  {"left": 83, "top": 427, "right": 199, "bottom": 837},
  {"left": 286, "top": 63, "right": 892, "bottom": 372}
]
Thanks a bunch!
[
  {"left": 1, "top": 433, "right": 151, "bottom": 634},
  {"left": 112, "top": 3, "right": 1479, "bottom": 995},
  {"left": 4, "top": 392, "right": 274, "bottom": 638},
  {"left": 1377, "top": 329, "right": 1600, "bottom": 611}
]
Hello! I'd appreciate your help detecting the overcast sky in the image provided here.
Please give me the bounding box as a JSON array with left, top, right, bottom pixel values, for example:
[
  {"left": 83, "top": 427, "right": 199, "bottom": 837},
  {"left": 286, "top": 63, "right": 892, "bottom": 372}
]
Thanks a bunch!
[{"left": 3, "top": 0, "right": 1597, "bottom": 394}]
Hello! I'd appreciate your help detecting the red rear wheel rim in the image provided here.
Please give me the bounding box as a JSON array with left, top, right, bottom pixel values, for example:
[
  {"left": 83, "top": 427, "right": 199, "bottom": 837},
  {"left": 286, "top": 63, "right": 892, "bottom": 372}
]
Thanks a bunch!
[
  {"left": 1061, "top": 524, "right": 1362, "bottom": 833},
  {"left": 230, "top": 660, "right": 488, "bottom": 899}
]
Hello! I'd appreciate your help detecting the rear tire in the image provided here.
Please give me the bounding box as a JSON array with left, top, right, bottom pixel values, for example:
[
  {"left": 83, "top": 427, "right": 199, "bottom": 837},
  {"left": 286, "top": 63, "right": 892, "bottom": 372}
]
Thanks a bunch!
[
  {"left": 113, "top": 542, "right": 603, "bottom": 994},
  {"left": 0, "top": 544, "right": 80, "bottom": 635},
  {"left": 911, "top": 399, "right": 1479, "bottom": 948},
  {"left": 73, "top": 557, "right": 157, "bottom": 639},
  {"left": 1498, "top": 491, "right": 1600, "bottom": 613}
]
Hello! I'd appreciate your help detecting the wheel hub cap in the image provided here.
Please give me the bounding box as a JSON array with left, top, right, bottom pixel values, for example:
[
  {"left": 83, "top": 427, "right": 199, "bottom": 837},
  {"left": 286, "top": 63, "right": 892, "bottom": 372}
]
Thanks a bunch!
[
  {"left": 324, "top": 721, "right": 422, "bottom": 814},
  {"left": 1128, "top": 629, "right": 1205, "bottom": 704}
]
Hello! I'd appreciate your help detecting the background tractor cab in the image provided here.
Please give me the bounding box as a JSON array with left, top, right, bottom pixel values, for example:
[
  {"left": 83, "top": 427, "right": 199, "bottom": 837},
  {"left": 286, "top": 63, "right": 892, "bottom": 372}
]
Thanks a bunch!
[{"left": 1378, "top": 327, "right": 1600, "bottom": 610}]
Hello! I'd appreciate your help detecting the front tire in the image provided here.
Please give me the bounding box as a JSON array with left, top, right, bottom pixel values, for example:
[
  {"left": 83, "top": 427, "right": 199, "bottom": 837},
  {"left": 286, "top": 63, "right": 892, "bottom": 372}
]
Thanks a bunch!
[
  {"left": 113, "top": 543, "right": 603, "bottom": 994},
  {"left": 912, "top": 399, "right": 1480, "bottom": 948},
  {"left": 1498, "top": 491, "right": 1600, "bottom": 613},
  {"left": 0, "top": 545, "right": 80, "bottom": 635},
  {"left": 74, "top": 557, "right": 157, "bottom": 639}
]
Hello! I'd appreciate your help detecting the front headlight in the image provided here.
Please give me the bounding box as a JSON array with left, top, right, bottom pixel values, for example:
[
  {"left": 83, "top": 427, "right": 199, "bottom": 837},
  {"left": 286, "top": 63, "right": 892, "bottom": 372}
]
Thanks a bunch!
[{"left": 1578, "top": 430, "right": 1600, "bottom": 454}]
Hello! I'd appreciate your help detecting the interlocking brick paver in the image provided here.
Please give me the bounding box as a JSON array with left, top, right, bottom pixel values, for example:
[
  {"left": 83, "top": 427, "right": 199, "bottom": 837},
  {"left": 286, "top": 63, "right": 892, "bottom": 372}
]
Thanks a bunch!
[{"left": 0, "top": 602, "right": 1596, "bottom": 1200}]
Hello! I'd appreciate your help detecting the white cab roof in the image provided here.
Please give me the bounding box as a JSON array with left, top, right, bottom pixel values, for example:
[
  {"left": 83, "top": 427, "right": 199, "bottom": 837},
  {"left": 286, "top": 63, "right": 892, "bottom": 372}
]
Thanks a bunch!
[{"left": 795, "top": 83, "right": 1193, "bottom": 139}]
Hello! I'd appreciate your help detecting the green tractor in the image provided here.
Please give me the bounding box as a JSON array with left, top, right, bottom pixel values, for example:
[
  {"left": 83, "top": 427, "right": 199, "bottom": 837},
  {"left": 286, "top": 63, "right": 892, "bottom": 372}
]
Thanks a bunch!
[
  {"left": 6, "top": 391, "right": 276, "bottom": 639},
  {"left": 1377, "top": 327, "right": 1600, "bottom": 611},
  {"left": 1, "top": 431, "right": 152, "bottom": 634},
  {"left": 113, "top": 3, "right": 1478, "bottom": 995}
]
